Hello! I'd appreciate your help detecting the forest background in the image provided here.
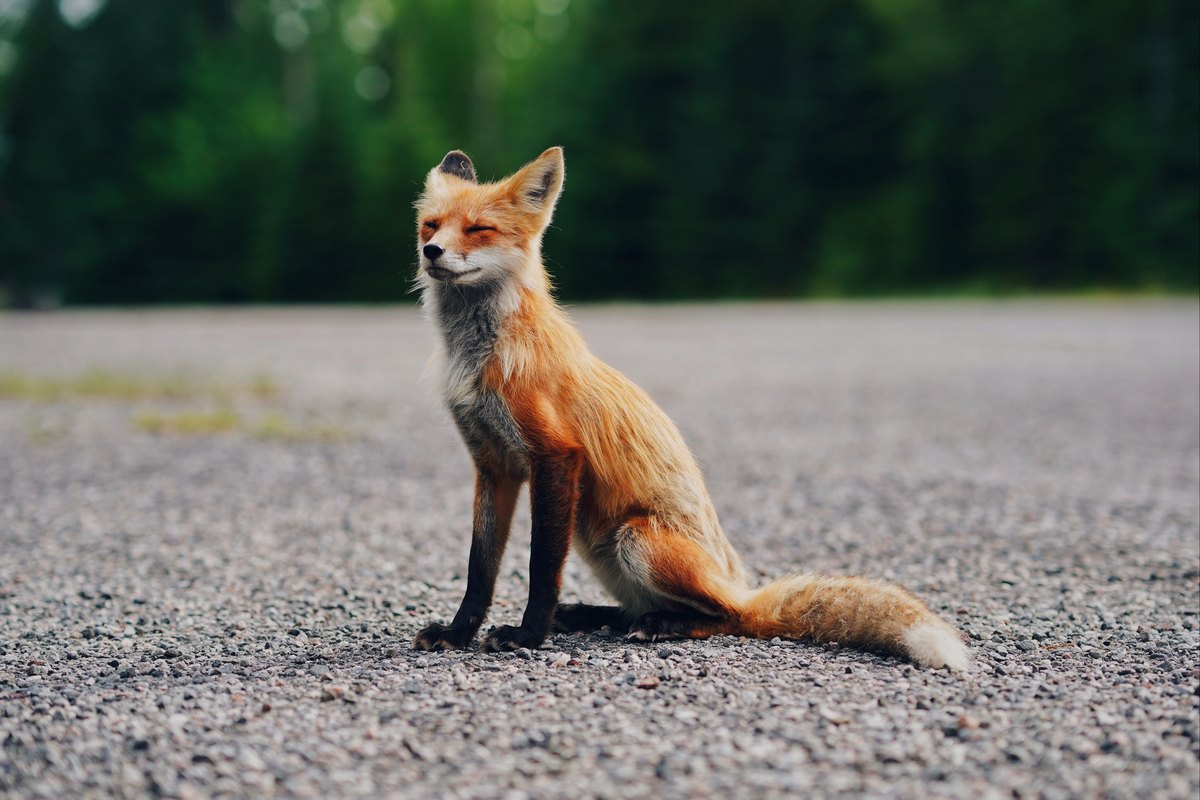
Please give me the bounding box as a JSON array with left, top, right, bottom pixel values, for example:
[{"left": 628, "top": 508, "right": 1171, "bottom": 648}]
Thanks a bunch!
[{"left": 0, "top": 0, "right": 1195, "bottom": 305}]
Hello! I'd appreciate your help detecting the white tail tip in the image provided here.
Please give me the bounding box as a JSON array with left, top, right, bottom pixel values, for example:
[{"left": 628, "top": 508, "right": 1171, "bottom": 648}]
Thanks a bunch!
[{"left": 904, "top": 622, "right": 971, "bottom": 672}]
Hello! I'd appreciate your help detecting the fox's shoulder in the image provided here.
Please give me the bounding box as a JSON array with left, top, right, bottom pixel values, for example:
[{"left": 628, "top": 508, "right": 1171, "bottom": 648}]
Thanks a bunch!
[{"left": 486, "top": 289, "right": 587, "bottom": 382}]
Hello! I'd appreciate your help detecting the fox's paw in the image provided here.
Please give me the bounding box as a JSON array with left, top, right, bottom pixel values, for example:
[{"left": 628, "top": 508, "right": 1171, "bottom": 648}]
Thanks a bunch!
[
  {"left": 413, "top": 621, "right": 475, "bottom": 651},
  {"left": 481, "top": 625, "right": 545, "bottom": 652},
  {"left": 627, "top": 611, "right": 699, "bottom": 642},
  {"left": 552, "top": 603, "right": 590, "bottom": 633},
  {"left": 552, "top": 603, "right": 630, "bottom": 633}
]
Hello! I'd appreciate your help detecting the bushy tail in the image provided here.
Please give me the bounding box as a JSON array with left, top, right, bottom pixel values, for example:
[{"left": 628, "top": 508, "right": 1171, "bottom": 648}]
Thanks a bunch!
[{"left": 737, "top": 572, "right": 970, "bottom": 671}]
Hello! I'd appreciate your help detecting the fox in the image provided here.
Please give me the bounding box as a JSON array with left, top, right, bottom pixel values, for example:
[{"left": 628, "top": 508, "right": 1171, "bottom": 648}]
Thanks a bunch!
[{"left": 411, "top": 147, "right": 970, "bottom": 671}]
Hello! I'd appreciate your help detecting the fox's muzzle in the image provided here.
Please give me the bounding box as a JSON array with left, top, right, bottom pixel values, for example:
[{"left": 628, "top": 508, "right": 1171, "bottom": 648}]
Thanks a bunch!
[{"left": 425, "top": 264, "right": 481, "bottom": 283}]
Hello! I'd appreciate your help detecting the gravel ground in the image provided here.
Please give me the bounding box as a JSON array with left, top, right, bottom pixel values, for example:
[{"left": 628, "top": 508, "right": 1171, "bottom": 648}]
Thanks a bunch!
[{"left": 1, "top": 301, "right": 1197, "bottom": 799}]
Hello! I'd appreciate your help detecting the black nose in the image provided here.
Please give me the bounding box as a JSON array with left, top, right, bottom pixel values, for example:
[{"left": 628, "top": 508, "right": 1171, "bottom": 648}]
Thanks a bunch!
[{"left": 423, "top": 243, "right": 444, "bottom": 261}]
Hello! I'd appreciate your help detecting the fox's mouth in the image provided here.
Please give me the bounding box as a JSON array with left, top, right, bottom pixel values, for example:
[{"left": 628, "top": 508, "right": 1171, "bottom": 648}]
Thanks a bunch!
[{"left": 425, "top": 265, "right": 482, "bottom": 282}]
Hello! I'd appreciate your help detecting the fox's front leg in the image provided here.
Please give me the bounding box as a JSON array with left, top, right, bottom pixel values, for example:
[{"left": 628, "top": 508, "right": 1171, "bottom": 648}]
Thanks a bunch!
[
  {"left": 414, "top": 468, "right": 520, "bottom": 651},
  {"left": 483, "top": 449, "right": 582, "bottom": 652}
]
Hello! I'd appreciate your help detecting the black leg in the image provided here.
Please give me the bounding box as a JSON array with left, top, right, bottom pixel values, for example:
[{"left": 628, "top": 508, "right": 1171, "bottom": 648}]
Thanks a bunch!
[
  {"left": 414, "top": 469, "right": 519, "bottom": 651},
  {"left": 553, "top": 603, "right": 631, "bottom": 633},
  {"left": 483, "top": 449, "right": 582, "bottom": 652}
]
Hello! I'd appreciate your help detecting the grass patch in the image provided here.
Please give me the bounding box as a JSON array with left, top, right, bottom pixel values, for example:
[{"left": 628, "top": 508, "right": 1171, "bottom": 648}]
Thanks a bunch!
[
  {"left": 25, "top": 417, "right": 69, "bottom": 445},
  {"left": 248, "top": 371, "right": 282, "bottom": 401},
  {"left": 133, "top": 409, "right": 241, "bottom": 436},
  {"left": 0, "top": 369, "right": 280, "bottom": 404},
  {"left": 0, "top": 367, "right": 351, "bottom": 443},
  {"left": 133, "top": 409, "right": 354, "bottom": 442},
  {"left": 1, "top": 370, "right": 199, "bottom": 402},
  {"left": 247, "top": 412, "right": 354, "bottom": 442}
]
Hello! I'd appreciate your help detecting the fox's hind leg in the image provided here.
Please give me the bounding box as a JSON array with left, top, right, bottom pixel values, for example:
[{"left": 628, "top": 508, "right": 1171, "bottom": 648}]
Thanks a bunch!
[
  {"left": 627, "top": 609, "right": 734, "bottom": 641},
  {"left": 611, "top": 520, "right": 749, "bottom": 641},
  {"left": 552, "top": 603, "right": 631, "bottom": 633}
]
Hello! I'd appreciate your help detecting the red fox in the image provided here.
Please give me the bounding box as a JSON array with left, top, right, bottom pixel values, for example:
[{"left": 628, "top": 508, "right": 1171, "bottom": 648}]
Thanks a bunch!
[{"left": 411, "top": 147, "right": 970, "bottom": 671}]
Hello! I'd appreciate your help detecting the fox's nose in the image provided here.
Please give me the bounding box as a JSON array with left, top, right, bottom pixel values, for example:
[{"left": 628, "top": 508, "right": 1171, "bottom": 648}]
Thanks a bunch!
[{"left": 423, "top": 243, "right": 444, "bottom": 261}]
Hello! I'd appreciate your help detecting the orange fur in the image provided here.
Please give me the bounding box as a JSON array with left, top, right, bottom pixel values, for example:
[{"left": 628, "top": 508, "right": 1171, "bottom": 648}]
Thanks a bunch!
[{"left": 413, "top": 148, "right": 970, "bottom": 670}]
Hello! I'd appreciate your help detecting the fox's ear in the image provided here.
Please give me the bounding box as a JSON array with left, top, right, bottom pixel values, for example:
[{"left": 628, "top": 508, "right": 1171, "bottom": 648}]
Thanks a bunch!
[
  {"left": 436, "top": 150, "right": 477, "bottom": 183},
  {"left": 509, "top": 147, "right": 564, "bottom": 213}
]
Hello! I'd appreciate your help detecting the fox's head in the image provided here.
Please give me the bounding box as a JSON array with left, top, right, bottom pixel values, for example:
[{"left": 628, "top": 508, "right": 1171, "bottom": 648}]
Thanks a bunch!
[{"left": 416, "top": 147, "right": 565, "bottom": 288}]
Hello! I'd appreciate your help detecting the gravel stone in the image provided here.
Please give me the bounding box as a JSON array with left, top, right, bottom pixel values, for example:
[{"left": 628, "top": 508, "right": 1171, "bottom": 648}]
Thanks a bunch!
[{"left": 1, "top": 303, "right": 1197, "bottom": 799}]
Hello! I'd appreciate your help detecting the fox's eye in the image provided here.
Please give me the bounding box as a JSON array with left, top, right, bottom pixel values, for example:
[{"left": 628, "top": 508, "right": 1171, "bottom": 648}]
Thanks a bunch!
[
  {"left": 465, "top": 225, "right": 496, "bottom": 234},
  {"left": 423, "top": 220, "right": 439, "bottom": 230}
]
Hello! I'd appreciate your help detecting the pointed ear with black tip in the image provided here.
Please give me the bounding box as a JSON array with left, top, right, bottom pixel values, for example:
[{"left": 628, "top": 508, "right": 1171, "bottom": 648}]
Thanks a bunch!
[
  {"left": 436, "top": 150, "right": 477, "bottom": 183},
  {"left": 509, "top": 147, "right": 565, "bottom": 214}
]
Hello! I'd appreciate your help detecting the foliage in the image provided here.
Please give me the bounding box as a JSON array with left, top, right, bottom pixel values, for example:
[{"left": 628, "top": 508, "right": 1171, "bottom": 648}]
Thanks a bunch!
[{"left": 0, "top": 0, "right": 1195, "bottom": 304}]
